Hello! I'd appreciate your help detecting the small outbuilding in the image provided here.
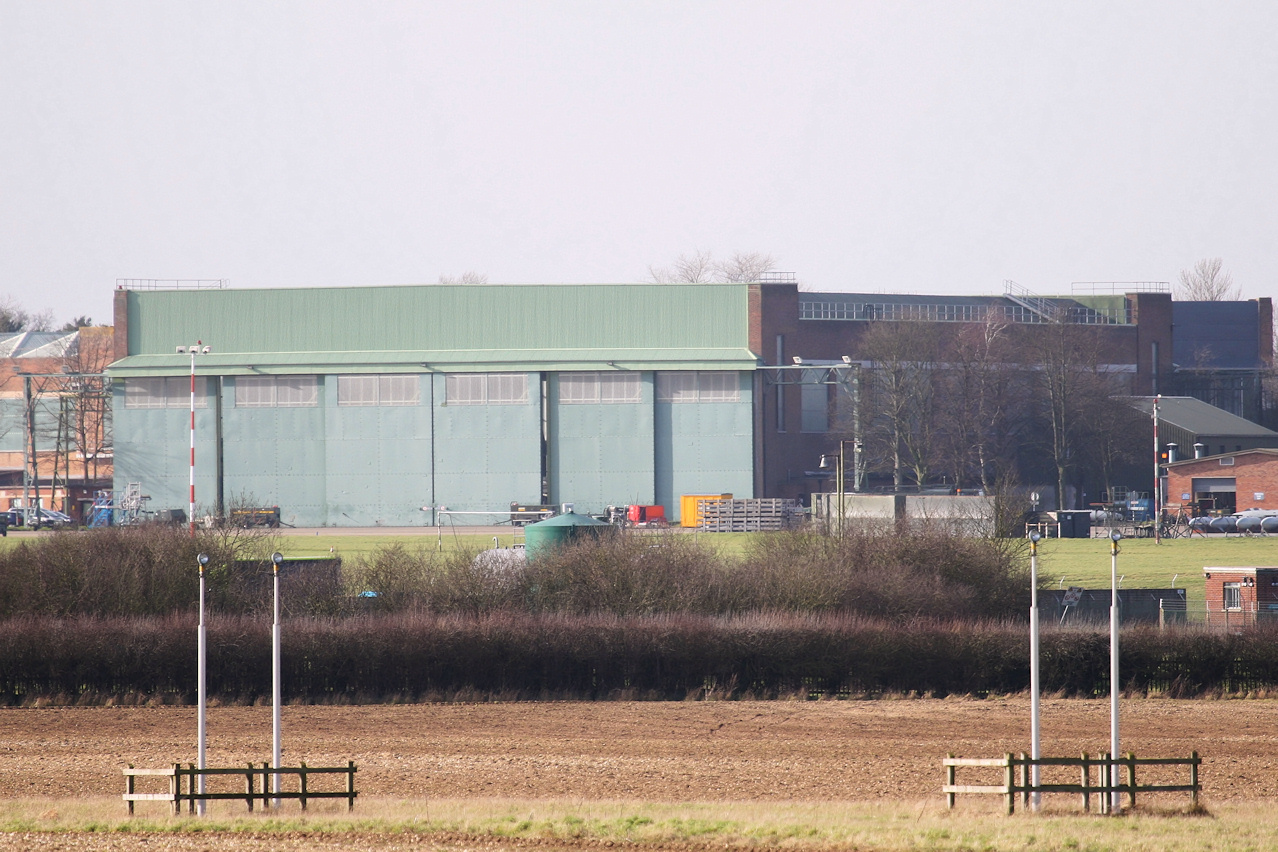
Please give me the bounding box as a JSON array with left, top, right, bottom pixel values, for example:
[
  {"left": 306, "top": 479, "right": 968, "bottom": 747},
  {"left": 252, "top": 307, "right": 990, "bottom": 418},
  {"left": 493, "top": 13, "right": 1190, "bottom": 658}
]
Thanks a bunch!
[
  {"left": 1165, "top": 448, "right": 1278, "bottom": 516},
  {"left": 1202, "top": 566, "right": 1278, "bottom": 627}
]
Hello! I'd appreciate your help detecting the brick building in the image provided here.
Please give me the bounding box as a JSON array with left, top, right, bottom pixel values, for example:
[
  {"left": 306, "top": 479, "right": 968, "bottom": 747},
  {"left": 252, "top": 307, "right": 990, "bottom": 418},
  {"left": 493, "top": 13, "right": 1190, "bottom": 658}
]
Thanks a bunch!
[
  {"left": 1202, "top": 566, "right": 1278, "bottom": 627},
  {"left": 754, "top": 281, "right": 1273, "bottom": 504},
  {"left": 0, "top": 327, "right": 113, "bottom": 521},
  {"left": 1164, "top": 449, "right": 1278, "bottom": 516}
]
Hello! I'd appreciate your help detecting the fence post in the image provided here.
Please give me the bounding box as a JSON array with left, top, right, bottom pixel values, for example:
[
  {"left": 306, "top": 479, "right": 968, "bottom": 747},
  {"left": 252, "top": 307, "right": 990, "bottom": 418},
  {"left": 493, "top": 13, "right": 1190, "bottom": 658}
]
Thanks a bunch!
[
  {"left": 188, "top": 764, "right": 197, "bottom": 815},
  {"left": 1019, "top": 753, "right": 1029, "bottom": 808},
  {"left": 1098, "top": 753, "right": 1109, "bottom": 815},
  {"left": 1081, "top": 753, "right": 1090, "bottom": 812},
  {"left": 1125, "top": 752, "right": 1136, "bottom": 810},
  {"left": 245, "top": 762, "right": 255, "bottom": 812},
  {"left": 1191, "top": 750, "right": 1200, "bottom": 807},
  {"left": 300, "top": 761, "right": 308, "bottom": 811},
  {"left": 347, "top": 760, "right": 356, "bottom": 811},
  {"left": 1005, "top": 753, "right": 1015, "bottom": 815},
  {"left": 126, "top": 765, "right": 135, "bottom": 816},
  {"left": 945, "top": 756, "right": 955, "bottom": 812},
  {"left": 170, "top": 763, "right": 181, "bottom": 817},
  {"left": 262, "top": 763, "right": 270, "bottom": 811}
]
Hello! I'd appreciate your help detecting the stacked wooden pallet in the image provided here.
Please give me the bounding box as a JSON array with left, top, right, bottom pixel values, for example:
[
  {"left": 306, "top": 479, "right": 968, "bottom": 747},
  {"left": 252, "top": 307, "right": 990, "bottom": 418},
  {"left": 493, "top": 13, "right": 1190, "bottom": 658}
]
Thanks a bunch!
[{"left": 697, "top": 498, "right": 801, "bottom": 532}]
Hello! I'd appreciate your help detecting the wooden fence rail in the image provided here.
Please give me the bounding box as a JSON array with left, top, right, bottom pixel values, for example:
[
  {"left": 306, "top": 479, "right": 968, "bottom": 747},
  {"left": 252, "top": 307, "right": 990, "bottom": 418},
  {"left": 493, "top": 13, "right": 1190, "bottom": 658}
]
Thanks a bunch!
[
  {"left": 124, "top": 761, "right": 357, "bottom": 815},
  {"left": 943, "top": 752, "right": 1199, "bottom": 814}
]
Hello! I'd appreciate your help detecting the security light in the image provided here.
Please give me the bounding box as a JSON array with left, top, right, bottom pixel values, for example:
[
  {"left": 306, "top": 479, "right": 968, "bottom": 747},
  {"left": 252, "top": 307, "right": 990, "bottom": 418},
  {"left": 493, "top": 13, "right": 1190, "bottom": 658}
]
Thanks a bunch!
[
  {"left": 176, "top": 345, "right": 186, "bottom": 354},
  {"left": 792, "top": 355, "right": 803, "bottom": 365},
  {"left": 197, "top": 553, "right": 210, "bottom": 566},
  {"left": 1029, "top": 531, "right": 1041, "bottom": 543},
  {"left": 271, "top": 552, "right": 284, "bottom": 565},
  {"left": 1110, "top": 530, "right": 1123, "bottom": 542},
  {"left": 841, "top": 355, "right": 851, "bottom": 364}
]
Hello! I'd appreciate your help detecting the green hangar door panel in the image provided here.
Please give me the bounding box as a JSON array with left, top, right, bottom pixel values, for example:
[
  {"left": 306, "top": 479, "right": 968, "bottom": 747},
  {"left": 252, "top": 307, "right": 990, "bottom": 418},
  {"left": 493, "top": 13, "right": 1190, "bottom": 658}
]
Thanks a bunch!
[
  {"left": 325, "top": 374, "right": 435, "bottom": 526},
  {"left": 654, "top": 371, "right": 754, "bottom": 523},
  {"left": 222, "top": 375, "right": 328, "bottom": 527},
  {"left": 433, "top": 372, "right": 543, "bottom": 514},
  {"left": 548, "top": 372, "right": 655, "bottom": 514}
]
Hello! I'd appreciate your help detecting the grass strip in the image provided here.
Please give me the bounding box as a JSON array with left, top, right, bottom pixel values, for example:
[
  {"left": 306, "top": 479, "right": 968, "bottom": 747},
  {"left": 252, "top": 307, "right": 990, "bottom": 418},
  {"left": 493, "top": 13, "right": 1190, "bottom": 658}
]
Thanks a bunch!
[{"left": 1, "top": 797, "right": 1272, "bottom": 851}]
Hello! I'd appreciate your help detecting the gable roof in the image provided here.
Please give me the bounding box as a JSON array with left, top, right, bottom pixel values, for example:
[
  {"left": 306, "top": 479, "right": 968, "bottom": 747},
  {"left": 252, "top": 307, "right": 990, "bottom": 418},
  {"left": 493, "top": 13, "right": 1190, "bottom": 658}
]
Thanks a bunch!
[{"left": 1127, "top": 396, "right": 1278, "bottom": 440}]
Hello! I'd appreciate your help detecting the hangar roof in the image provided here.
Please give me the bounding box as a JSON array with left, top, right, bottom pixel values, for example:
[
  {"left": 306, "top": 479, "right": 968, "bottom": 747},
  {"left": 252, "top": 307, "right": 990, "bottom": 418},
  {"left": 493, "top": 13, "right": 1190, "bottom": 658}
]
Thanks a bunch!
[{"left": 108, "top": 283, "right": 759, "bottom": 375}]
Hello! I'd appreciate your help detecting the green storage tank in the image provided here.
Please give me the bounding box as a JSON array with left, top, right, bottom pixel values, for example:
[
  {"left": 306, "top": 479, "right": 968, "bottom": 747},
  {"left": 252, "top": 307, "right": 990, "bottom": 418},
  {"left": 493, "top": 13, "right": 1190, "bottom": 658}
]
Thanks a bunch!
[{"left": 523, "top": 511, "right": 612, "bottom": 560}]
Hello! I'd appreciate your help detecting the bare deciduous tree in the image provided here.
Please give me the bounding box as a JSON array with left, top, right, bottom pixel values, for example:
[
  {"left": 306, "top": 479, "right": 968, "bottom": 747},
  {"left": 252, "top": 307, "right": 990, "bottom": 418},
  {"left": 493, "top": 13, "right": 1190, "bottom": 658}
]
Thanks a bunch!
[
  {"left": 60, "top": 327, "right": 114, "bottom": 489},
  {"left": 648, "top": 251, "right": 776, "bottom": 284},
  {"left": 860, "top": 321, "right": 940, "bottom": 490},
  {"left": 935, "top": 315, "right": 1022, "bottom": 493},
  {"left": 0, "top": 296, "right": 53, "bottom": 333},
  {"left": 1021, "top": 322, "right": 1128, "bottom": 509},
  {"left": 1177, "top": 257, "right": 1239, "bottom": 301},
  {"left": 714, "top": 252, "right": 776, "bottom": 283},
  {"left": 649, "top": 250, "right": 716, "bottom": 284},
  {"left": 438, "top": 272, "right": 489, "bottom": 285}
]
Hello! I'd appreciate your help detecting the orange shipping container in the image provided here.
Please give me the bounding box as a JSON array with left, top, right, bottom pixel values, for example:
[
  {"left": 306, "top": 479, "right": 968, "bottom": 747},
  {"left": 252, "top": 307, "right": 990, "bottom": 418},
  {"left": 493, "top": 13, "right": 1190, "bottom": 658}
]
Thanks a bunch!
[{"left": 680, "top": 494, "right": 733, "bottom": 528}]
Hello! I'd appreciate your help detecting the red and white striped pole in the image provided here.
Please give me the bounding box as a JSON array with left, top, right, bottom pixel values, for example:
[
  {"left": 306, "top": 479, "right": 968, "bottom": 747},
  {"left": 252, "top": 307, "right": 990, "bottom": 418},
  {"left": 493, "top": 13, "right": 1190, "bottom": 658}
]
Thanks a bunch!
[
  {"left": 1153, "top": 394, "right": 1161, "bottom": 545},
  {"left": 189, "top": 341, "right": 199, "bottom": 537},
  {"left": 186, "top": 341, "right": 211, "bottom": 536}
]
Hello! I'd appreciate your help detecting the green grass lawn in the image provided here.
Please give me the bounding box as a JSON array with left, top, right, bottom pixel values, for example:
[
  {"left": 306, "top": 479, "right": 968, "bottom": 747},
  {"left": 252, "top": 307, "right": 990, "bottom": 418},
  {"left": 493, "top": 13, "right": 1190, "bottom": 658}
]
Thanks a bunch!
[{"left": 1032, "top": 536, "right": 1278, "bottom": 601}]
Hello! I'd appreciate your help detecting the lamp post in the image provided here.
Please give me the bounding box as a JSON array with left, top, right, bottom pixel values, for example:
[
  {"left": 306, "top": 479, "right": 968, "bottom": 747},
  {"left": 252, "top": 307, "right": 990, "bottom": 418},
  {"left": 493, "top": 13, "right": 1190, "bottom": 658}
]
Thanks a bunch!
[
  {"left": 179, "top": 342, "right": 212, "bottom": 537},
  {"left": 1028, "top": 531, "right": 1042, "bottom": 811},
  {"left": 1109, "top": 529, "right": 1123, "bottom": 810},
  {"left": 836, "top": 443, "right": 845, "bottom": 536},
  {"left": 196, "top": 552, "right": 210, "bottom": 815},
  {"left": 271, "top": 550, "right": 284, "bottom": 806},
  {"left": 820, "top": 439, "right": 863, "bottom": 536}
]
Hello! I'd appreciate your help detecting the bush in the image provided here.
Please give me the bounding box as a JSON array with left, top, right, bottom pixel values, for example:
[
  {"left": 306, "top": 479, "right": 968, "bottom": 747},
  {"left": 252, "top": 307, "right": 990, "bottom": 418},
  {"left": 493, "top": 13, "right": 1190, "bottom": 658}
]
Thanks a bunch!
[
  {"left": 342, "top": 524, "right": 1034, "bottom": 622},
  {"left": 0, "top": 524, "right": 296, "bottom": 617}
]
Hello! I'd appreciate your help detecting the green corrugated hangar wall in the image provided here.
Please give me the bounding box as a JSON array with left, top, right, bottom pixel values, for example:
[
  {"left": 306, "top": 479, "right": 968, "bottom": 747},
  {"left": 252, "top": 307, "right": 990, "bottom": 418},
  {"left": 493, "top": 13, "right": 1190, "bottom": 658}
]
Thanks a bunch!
[{"left": 109, "top": 284, "right": 757, "bottom": 526}]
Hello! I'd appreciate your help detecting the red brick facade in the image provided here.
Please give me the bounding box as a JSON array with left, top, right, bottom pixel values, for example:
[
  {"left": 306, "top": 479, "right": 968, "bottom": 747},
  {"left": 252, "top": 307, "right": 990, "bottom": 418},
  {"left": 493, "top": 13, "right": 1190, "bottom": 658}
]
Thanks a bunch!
[
  {"left": 1202, "top": 566, "right": 1278, "bottom": 626},
  {"left": 1164, "top": 450, "right": 1278, "bottom": 515}
]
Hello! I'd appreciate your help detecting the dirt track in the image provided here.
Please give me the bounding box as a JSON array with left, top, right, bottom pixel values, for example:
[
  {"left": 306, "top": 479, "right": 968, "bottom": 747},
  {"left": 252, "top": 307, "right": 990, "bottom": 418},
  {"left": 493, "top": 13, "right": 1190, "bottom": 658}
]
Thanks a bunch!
[{"left": 2, "top": 698, "right": 1276, "bottom": 803}]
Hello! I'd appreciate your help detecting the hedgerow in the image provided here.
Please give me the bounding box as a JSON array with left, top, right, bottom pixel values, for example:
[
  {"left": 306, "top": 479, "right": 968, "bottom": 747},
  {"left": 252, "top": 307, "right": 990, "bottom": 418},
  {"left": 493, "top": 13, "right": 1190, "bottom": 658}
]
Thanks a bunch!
[
  {"left": 2, "top": 524, "right": 1271, "bottom": 703},
  {"left": 3, "top": 613, "right": 1278, "bottom": 704}
]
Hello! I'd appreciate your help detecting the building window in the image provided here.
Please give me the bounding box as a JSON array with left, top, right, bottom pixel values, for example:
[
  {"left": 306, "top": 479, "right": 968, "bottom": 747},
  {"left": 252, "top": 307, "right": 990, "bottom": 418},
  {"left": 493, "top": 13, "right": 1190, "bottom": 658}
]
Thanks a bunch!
[
  {"left": 235, "top": 375, "right": 318, "bottom": 408},
  {"left": 560, "top": 372, "right": 641, "bottom": 404},
  {"left": 337, "top": 374, "right": 420, "bottom": 406},
  {"left": 1223, "top": 582, "right": 1241, "bottom": 611},
  {"left": 445, "top": 372, "right": 528, "bottom": 405},
  {"left": 656, "top": 371, "right": 740, "bottom": 403},
  {"left": 124, "top": 377, "right": 209, "bottom": 409}
]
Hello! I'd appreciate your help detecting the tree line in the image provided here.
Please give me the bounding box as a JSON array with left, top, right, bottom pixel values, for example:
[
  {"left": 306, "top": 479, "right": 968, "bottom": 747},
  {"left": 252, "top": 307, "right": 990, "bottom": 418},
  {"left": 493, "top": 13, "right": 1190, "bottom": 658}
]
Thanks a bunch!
[{"left": 848, "top": 316, "right": 1150, "bottom": 510}]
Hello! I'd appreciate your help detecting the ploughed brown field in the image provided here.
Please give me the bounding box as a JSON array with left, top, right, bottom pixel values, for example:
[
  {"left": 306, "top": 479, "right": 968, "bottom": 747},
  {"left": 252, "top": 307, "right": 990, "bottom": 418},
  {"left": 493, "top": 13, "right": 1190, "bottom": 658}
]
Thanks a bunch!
[{"left": 1, "top": 698, "right": 1275, "bottom": 849}]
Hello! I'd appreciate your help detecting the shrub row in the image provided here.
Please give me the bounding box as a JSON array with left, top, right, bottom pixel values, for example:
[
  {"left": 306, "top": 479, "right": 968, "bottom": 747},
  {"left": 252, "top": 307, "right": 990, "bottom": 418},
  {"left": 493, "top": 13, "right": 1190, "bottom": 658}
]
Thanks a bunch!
[
  {"left": 0, "top": 525, "right": 1032, "bottom": 622},
  {"left": 343, "top": 526, "right": 1032, "bottom": 621},
  {"left": 2, "top": 613, "right": 1277, "bottom": 704}
]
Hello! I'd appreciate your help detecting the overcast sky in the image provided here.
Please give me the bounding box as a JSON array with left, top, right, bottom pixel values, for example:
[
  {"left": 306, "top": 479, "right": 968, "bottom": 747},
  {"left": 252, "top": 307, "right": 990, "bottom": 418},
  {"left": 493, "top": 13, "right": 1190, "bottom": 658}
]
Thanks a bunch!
[{"left": 3, "top": 1, "right": 1275, "bottom": 329}]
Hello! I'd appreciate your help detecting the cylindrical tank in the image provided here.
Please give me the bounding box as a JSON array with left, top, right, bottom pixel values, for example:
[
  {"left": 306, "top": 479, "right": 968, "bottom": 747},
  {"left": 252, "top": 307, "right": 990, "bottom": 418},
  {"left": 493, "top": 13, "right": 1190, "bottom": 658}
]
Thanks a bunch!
[
  {"left": 1236, "top": 515, "right": 1262, "bottom": 534},
  {"left": 523, "top": 511, "right": 612, "bottom": 560}
]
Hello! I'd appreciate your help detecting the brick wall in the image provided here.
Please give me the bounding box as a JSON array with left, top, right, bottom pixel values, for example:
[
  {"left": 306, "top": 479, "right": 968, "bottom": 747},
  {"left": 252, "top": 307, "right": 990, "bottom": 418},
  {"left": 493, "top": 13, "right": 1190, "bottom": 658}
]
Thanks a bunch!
[{"left": 1166, "top": 452, "right": 1278, "bottom": 513}]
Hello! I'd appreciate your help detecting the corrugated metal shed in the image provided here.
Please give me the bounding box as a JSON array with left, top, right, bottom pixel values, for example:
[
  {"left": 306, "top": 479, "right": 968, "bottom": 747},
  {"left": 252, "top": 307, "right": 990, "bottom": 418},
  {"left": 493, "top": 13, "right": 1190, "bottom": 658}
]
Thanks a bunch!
[{"left": 1129, "top": 396, "right": 1278, "bottom": 439}]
